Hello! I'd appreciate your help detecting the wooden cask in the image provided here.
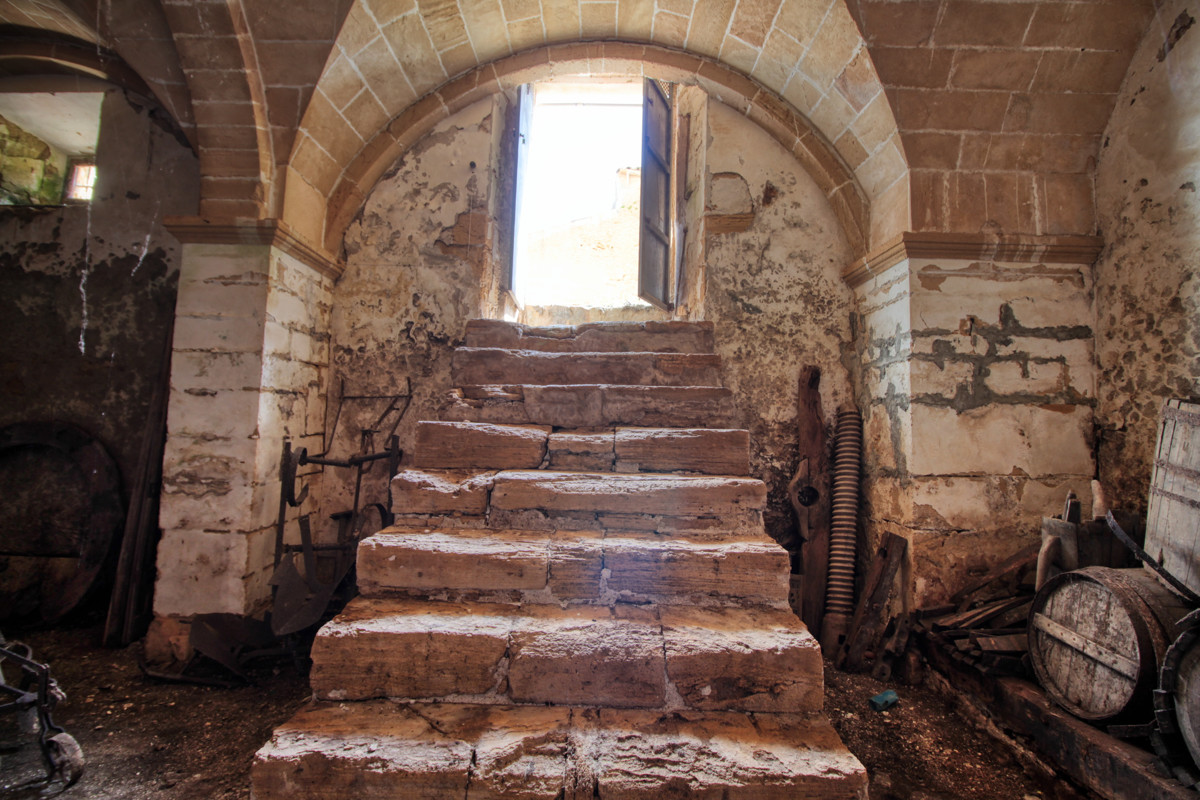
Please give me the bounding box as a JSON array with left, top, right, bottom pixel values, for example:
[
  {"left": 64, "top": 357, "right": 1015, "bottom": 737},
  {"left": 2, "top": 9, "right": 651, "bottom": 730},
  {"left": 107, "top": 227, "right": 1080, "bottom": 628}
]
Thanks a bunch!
[
  {"left": 1155, "top": 610, "right": 1200, "bottom": 785},
  {"left": 1029, "top": 566, "right": 1191, "bottom": 722}
]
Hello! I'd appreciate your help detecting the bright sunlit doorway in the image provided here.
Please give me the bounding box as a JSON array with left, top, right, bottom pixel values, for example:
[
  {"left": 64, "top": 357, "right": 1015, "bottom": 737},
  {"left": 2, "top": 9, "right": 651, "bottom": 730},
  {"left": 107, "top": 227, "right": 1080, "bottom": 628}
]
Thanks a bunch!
[{"left": 510, "top": 78, "right": 655, "bottom": 317}]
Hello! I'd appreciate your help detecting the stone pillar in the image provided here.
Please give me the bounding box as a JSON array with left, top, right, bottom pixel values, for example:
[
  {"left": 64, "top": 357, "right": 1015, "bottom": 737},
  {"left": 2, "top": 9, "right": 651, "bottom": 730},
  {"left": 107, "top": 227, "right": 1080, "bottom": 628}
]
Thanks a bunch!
[
  {"left": 849, "top": 233, "right": 1102, "bottom": 608},
  {"left": 148, "top": 218, "right": 339, "bottom": 660}
]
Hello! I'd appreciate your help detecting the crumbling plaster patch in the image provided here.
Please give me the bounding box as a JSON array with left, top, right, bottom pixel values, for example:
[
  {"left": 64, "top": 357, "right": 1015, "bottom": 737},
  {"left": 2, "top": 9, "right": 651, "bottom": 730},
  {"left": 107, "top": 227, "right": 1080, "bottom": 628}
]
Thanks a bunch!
[
  {"left": 1095, "top": 0, "right": 1200, "bottom": 513},
  {"left": 701, "top": 100, "right": 858, "bottom": 549},
  {"left": 330, "top": 97, "right": 501, "bottom": 527}
]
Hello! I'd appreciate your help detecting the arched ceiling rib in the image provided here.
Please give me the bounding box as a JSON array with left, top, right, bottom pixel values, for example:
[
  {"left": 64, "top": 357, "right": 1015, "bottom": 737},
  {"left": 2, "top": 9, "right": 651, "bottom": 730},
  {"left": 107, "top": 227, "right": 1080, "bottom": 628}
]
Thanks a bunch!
[{"left": 284, "top": 0, "right": 908, "bottom": 256}]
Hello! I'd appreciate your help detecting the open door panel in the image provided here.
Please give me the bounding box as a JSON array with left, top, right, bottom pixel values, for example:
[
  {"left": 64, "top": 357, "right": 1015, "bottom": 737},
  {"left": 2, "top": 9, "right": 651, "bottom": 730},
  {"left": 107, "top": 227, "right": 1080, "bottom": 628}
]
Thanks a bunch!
[{"left": 639, "top": 78, "right": 672, "bottom": 310}]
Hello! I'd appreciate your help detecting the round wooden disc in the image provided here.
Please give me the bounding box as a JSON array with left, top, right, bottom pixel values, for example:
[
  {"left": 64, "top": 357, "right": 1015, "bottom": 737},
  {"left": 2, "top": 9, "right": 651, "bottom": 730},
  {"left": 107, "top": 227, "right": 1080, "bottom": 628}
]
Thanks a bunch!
[{"left": 0, "top": 422, "right": 123, "bottom": 625}]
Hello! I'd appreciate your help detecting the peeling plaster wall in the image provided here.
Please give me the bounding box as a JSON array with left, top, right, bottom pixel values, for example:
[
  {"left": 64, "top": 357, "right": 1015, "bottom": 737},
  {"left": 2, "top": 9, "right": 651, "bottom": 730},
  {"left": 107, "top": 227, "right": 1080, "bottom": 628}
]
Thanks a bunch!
[
  {"left": 0, "top": 88, "right": 198, "bottom": 507},
  {"left": 331, "top": 97, "right": 501, "bottom": 523},
  {"left": 701, "top": 101, "right": 858, "bottom": 548},
  {"left": 1095, "top": 0, "right": 1200, "bottom": 512},
  {"left": 855, "top": 257, "right": 1096, "bottom": 607}
]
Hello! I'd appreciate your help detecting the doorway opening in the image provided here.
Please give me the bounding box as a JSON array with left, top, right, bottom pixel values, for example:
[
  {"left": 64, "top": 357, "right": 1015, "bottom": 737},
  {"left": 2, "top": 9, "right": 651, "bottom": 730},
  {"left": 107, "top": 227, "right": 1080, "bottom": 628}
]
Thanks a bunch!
[{"left": 507, "top": 77, "right": 675, "bottom": 323}]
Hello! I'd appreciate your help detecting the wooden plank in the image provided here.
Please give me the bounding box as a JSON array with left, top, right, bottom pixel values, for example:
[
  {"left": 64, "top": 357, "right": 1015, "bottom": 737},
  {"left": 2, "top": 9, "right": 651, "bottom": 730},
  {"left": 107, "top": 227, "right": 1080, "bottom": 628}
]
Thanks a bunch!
[
  {"left": 997, "top": 678, "right": 1197, "bottom": 800},
  {"left": 971, "top": 632, "right": 1028, "bottom": 653},
  {"left": 933, "top": 595, "right": 1032, "bottom": 631},
  {"left": 1031, "top": 612, "right": 1140, "bottom": 680},
  {"left": 951, "top": 543, "right": 1040, "bottom": 606},
  {"left": 837, "top": 532, "right": 907, "bottom": 671},
  {"left": 1146, "top": 399, "right": 1200, "bottom": 596}
]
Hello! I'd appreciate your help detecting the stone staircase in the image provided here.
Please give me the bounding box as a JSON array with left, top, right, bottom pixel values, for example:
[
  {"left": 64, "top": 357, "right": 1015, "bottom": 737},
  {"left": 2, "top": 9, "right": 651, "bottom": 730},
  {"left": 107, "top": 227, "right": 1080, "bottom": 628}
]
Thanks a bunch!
[{"left": 251, "top": 319, "right": 867, "bottom": 798}]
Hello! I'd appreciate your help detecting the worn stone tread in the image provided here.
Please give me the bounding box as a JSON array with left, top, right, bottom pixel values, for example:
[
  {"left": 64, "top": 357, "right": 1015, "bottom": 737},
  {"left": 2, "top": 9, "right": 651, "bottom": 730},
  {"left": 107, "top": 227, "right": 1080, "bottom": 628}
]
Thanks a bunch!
[
  {"left": 464, "top": 318, "right": 716, "bottom": 353},
  {"left": 252, "top": 702, "right": 867, "bottom": 800},
  {"left": 441, "top": 384, "right": 739, "bottom": 428},
  {"left": 615, "top": 427, "right": 750, "bottom": 475},
  {"left": 413, "top": 421, "right": 550, "bottom": 470},
  {"left": 451, "top": 348, "right": 723, "bottom": 388},
  {"left": 490, "top": 470, "right": 766, "bottom": 515},
  {"left": 356, "top": 528, "right": 790, "bottom": 608},
  {"left": 309, "top": 597, "right": 821, "bottom": 713}
]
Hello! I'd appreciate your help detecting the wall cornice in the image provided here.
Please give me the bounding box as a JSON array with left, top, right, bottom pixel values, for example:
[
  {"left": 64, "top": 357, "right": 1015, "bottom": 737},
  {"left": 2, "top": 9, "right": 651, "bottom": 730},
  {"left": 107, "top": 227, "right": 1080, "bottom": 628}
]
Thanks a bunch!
[
  {"left": 164, "top": 216, "right": 344, "bottom": 280},
  {"left": 844, "top": 232, "right": 1105, "bottom": 288}
]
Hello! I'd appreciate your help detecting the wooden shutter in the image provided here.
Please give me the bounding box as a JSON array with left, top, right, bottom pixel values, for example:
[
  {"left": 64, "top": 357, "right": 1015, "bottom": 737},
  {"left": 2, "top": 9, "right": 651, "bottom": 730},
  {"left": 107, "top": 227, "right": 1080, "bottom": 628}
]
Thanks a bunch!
[
  {"left": 638, "top": 79, "right": 671, "bottom": 309},
  {"left": 502, "top": 84, "right": 534, "bottom": 295}
]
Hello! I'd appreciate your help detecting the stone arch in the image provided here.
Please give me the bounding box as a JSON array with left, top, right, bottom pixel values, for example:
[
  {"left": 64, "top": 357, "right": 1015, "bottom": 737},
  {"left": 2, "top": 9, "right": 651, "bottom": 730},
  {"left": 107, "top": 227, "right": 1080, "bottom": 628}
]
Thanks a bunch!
[
  {"left": 281, "top": 0, "right": 908, "bottom": 260},
  {"left": 159, "top": 0, "right": 275, "bottom": 218},
  {"left": 316, "top": 43, "right": 868, "bottom": 258}
]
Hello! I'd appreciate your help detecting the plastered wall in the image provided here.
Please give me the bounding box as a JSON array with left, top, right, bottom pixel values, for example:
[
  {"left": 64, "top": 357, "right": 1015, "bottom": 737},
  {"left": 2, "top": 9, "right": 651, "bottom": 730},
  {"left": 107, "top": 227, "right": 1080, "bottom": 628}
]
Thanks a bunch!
[
  {"left": 855, "top": 255, "right": 1096, "bottom": 606},
  {"left": 1095, "top": 0, "right": 1200, "bottom": 512},
  {"left": 702, "top": 100, "right": 858, "bottom": 546},
  {"left": 329, "top": 97, "right": 503, "bottom": 524},
  {"left": 0, "top": 88, "right": 198, "bottom": 505}
]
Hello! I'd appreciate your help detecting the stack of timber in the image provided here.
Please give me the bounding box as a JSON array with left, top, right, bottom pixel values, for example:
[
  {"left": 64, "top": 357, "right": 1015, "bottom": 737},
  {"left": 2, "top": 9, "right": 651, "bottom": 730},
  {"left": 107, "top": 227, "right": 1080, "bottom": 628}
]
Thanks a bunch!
[{"left": 914, "top": 543, "right": 1040, "bottom": 680}]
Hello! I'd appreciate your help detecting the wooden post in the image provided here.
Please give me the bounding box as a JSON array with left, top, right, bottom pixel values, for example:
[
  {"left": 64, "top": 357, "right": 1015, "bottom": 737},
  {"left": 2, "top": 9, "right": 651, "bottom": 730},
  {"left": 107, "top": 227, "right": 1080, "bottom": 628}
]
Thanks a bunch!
[{"left": 791, "top": 366, "right": 830, "bottom": 635}]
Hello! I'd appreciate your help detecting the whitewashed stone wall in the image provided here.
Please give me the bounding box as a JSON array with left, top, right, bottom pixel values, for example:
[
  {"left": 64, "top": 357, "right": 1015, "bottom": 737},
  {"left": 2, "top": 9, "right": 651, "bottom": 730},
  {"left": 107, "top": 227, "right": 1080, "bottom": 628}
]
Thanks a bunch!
[
  {"left": 855, "top": 254, "right": 1096, "bottom": 606},
  {"left": 153, "top": 240, "right": 333, "bottom": 657}
]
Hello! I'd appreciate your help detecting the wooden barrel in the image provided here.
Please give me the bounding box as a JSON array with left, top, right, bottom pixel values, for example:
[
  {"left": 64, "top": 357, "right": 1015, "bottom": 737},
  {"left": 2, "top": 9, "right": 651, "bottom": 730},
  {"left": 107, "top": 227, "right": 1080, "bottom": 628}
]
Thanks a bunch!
[
  {"left": 1153, "top": 609, "right": 1200, "bottom": 786},
  {"left": 1028, "top": 566, "right": 1192, "bottom": 722}
]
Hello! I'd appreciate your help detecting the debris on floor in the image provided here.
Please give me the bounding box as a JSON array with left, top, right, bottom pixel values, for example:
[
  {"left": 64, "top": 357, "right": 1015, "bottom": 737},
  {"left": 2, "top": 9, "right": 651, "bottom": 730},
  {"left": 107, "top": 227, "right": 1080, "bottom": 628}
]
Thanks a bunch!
[{"left": 0, "top": 624, "right": 1098, "bottom": 800}]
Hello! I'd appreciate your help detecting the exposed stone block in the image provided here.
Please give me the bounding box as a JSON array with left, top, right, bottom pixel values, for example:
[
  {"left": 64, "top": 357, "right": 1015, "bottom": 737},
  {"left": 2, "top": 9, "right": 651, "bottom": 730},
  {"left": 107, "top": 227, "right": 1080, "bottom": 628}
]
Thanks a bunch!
[
  {"left": 508, "top": 607, "right": 666, "bottom": 708},
  {"left": 442, "top": 385, "right": 739, "bottom": 428},
  {"left": 614, "top": 427, "right": 750, "bottom": 475},
  {"left": 584, "top": 708, "right": 867, "bottom": 798},
  {"left": 310, "top": 597, "right": 510, "bottom": 701},
  {"left": 547, "top": 431, "right": 615, "bottom": 471},
  {"left": 251, "top": 702, "right": 473, "bottom": 799},
  {"left": 414, "top": 421, "right": 550, "bottom": 470},
  {"left": 252, "top": 703, "right": 867, "bottom": 800},
  {"left": 662, "top": 607, "right": 823, "bottom": 713},
  {"left": 546, "top": 535, "right": 604, "bottom": 599},
  {"left": 603, "top": 537, "right": 789, "bottom": 607},
  {"left": 490, "top": 471, "right": 766, "bottom": 517},
  {"left": 451, "top": 348, "right": 723, "bottom": 387},
  {"left": 464, "top": 319, "right": 715, "bottom": 353},
  {"left": 356, "top": 529, "right": 550, "bottom": 596},
  {"left": 390, "top": 469, "right": 494, "bottom": 515}
]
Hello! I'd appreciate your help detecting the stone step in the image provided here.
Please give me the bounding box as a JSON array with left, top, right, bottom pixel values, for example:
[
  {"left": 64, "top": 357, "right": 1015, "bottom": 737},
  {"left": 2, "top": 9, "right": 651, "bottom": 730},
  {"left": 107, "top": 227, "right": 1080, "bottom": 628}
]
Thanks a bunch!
[
  {"left": 451, "top": 348, "right": 724, "bottom": 388},
  {"left": 310, "top": 597, "right": 822, "bottom": 713},
  {"left": 464, "top": 318, "right": 716, "bottom": 353},
  {"left": 488, "top": 469, "right": 764, "bottom": 516},
  {"left": 413, "top": 421, "right": 750, "bottom": 475},
  {"left": 355, "top": 528, "right": 790, "bottom": 608},
  {"left": 252, "top": 702, "right": 868, "bottom": 799},
  {"left": 389, "top": 469, "right": 766, "bottom": 536},
  {"left": 441, "top": 383, "right": 740, "bottom": 428}
]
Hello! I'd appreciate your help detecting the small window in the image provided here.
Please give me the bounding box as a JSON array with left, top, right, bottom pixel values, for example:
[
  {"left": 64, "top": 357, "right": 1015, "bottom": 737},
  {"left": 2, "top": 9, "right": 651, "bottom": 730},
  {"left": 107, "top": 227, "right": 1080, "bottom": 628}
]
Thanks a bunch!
[{"left": 65, "top": 162, "right": 96, "bottom": 202}]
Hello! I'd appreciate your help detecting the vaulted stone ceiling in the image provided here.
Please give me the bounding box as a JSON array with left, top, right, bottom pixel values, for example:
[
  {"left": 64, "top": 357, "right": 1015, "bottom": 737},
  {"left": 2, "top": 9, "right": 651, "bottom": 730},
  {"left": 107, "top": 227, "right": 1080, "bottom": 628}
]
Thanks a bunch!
[
  {"left": 0, "top": 0, "right": 1161, "bottom": 257},
  {"left": 848, "top": 0, "right": 1156, "bottom": 237}
]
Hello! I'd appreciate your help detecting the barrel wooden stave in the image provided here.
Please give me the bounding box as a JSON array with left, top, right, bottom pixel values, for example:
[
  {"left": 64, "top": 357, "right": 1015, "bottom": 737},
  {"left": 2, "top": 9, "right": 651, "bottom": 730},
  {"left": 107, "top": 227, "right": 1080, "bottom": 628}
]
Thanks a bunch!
[{"left": 1029, "top": 566, "right": 1190, "bottom": 722}]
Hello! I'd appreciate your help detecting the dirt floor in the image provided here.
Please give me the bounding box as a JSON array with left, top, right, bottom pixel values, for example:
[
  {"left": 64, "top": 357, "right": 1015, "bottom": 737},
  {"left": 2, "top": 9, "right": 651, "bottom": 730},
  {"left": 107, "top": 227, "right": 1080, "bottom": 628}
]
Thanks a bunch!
[{"left": 0, "top": 623, "right": 1098, "bottom": 799}]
